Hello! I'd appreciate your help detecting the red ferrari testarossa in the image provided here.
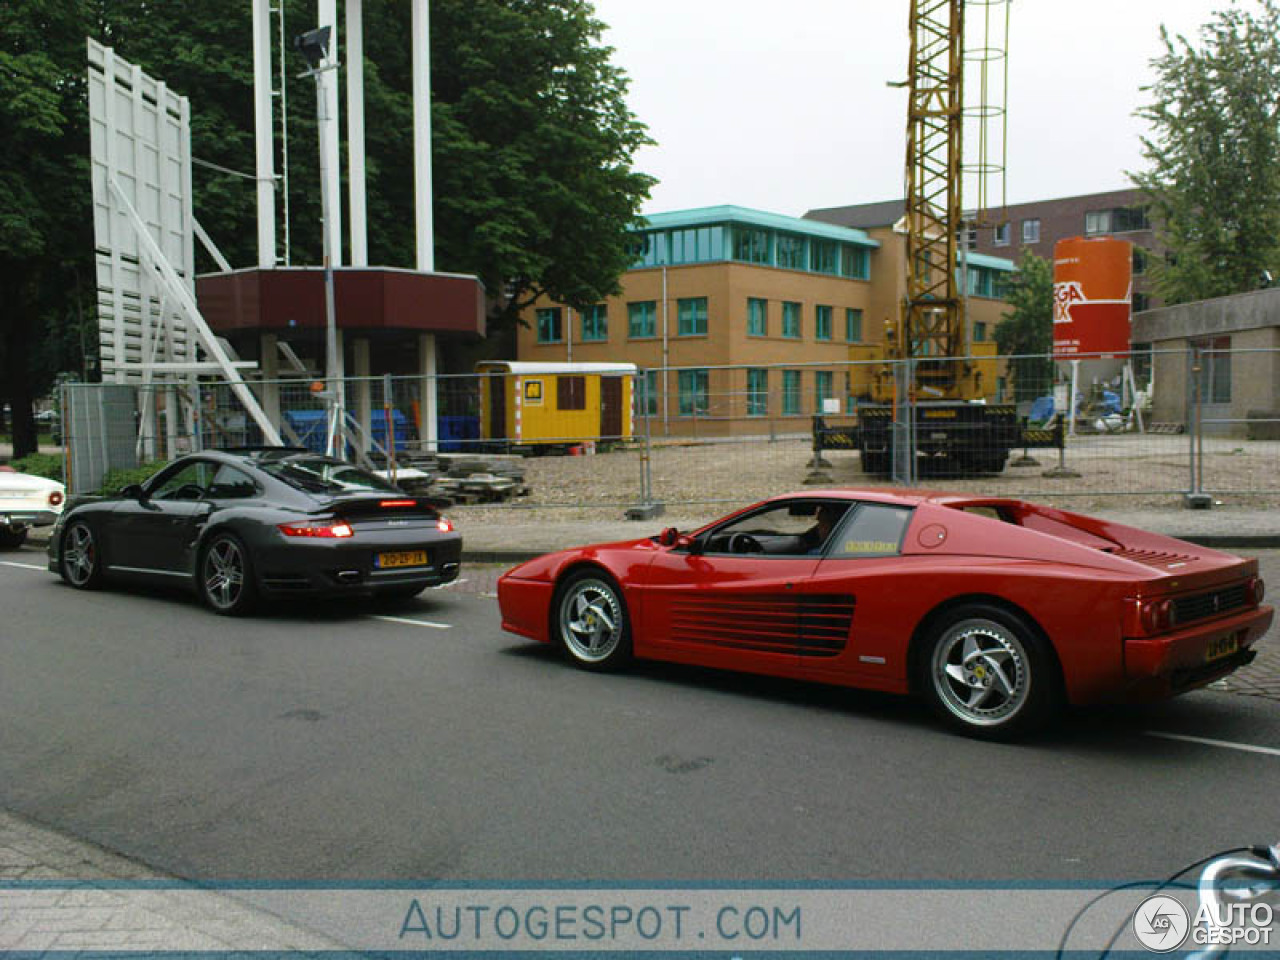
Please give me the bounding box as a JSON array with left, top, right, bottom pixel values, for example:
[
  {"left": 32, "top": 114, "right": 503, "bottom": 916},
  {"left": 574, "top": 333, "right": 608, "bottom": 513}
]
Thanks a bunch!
[{"left": 497, "top": 490, "right": 1273, "bottom": 738}]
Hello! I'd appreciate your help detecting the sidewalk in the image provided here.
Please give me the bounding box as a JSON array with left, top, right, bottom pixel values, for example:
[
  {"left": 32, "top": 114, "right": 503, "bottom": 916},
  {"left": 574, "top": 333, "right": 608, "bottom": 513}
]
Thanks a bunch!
[{"left": 0, "top": 810, "right": 343, "bottom": 952}]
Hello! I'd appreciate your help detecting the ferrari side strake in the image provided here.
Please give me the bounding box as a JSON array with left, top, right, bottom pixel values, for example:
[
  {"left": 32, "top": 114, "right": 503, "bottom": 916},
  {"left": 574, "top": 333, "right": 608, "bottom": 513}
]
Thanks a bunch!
[{"left": 498, "top": 489, "right": 1273, "bottom": 739}]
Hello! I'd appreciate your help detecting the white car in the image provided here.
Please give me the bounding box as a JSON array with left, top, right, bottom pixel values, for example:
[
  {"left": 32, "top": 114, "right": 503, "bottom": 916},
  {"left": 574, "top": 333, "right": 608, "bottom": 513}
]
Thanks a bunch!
[{"left": 0, "top": 467, "right": 66, "bottom": 549}]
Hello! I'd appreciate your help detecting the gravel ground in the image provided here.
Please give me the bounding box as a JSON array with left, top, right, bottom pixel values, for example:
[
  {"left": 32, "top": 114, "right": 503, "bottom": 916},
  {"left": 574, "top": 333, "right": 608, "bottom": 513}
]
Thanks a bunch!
[{"left": 453, "top": 431, "right": 1280, "bottom": 523}]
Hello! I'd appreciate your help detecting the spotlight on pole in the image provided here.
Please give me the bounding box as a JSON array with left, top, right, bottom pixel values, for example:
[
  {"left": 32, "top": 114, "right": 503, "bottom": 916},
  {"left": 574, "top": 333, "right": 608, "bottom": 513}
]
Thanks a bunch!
[{"left": 294, "top": 26, "right": 331, "bottom": 71}]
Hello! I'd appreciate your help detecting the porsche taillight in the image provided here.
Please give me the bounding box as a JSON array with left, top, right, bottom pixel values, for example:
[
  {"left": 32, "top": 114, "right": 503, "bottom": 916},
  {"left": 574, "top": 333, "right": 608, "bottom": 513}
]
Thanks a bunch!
[
  {"left": 47, "top": 490, "right": 64, "bottom": 508},
  {"left": 278, "top": 520, "right": 354, "bottom": 539},
  {"left": 1139, "top": 598, "right": 1175, "bottom": 634},
  {"left": 437, "top": 517, "right": 453, "bottom": 533}
]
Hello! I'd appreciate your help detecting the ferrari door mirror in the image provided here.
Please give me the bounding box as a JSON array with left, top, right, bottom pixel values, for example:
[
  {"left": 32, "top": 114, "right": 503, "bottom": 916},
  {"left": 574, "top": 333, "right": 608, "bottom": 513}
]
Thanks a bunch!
[{"left": 658, "top": 527, "right": 679, "bottom": 547}]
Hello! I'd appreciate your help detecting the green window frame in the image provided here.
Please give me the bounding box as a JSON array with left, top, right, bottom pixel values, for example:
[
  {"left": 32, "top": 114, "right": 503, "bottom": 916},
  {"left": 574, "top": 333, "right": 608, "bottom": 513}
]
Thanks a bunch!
[
  {"left": 782, "top": 370, "right": 802, "bottom": 415},
  {"left": 815, "top": 305, "right": 833, "bottom": 341},
  {"left": 581, "top": 304, "right": 608, "bottom": 342},
  {"left": 841, "top": 245, "right": 869, "bottom": 279},
  {"left": 641, "top": 369, "right": 660, "bottom": 415},
  {"left": 782, "top": 301, "right": 802, "bottom": 339},
  {"left": 776, "top": 234, "right": 807, "bottom": 270},
  {"left": 973, "top": 321, "right": 988, "bottom": 342},
  {"left": 846, "top": 307, "right": 863, "bottom": 342},
  {"left": 746, "top": 369, "right": 768, "bottom": 417},
  {"left": 536, "top": 307, "right": 562, "bottom": 343},
  {"left": 747, "top": 298, "right": 768, "bottom": 337},
  {"left": 814, "top": 371, "right": 833, "bottom": 411},
  {"left": 628, "top": 301, "right": 656, "bottom": 339},
  {"left": 677, "top": 297, "right": 708, "bottom": 336},
  {"left": 733, "top": 227, "right": 771, "bottom": 264},
  {"left": 811, "top": 240, "right": 839, "bottom": 275},
  {"left": 678, "top": 369, "right": 710, "bottom": 416}
]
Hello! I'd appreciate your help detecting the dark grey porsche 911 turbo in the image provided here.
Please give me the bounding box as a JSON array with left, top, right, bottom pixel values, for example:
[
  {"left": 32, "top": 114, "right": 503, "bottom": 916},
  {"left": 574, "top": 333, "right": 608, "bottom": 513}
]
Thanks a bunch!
[{"left": 46, "top": 448, "right": 461, "bottom": 615}]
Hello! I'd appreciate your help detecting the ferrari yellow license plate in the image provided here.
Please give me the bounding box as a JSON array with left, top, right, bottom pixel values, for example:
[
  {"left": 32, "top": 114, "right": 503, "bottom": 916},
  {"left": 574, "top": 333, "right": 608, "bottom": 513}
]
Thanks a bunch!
[
  {"left": 376, "top": 550, "right": 428, "bottom": 569},
  {"left": 1205, "top": 633, "right": 1240, "bottom": 663}
]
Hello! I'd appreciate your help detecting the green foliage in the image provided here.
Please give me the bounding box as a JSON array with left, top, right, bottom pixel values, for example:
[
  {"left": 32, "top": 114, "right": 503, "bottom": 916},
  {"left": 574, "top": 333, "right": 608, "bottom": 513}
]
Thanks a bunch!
[
  {"left": 10, "top": 453, "right": 65, "bottom": 482},
  {"left": 100, "top": 461, "right": 169, "bottom": 495},
  {"left": 995, "top": 251, "right": 1056, "bottom": 403},
  {"left": 1133, "top": 1, "right": 1280, "bottom": 304},
  {"left": 0, "top": 0, "right": 653, "bottom": 451}
]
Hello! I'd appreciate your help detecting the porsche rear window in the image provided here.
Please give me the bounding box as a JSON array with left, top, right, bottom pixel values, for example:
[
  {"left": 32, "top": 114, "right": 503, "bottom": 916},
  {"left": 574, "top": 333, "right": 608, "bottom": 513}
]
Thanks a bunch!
[{"left": 261, "top": 457, "right": 400, "bottom": 495}]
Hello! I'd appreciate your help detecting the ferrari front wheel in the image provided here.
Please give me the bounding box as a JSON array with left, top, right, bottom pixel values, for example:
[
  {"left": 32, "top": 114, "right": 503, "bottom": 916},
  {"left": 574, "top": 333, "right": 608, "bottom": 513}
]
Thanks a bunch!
[
  {"left": 554, "top": 571, "right": 632, "bottom": 671},
  {"left": 923, "top": 604, "right": 1059, "bottom": 740}
]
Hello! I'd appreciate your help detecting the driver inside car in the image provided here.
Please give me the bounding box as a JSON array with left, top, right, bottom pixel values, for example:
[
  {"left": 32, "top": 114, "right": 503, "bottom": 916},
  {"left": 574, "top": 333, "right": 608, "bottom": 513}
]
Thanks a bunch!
[{"left": 802, "top": 504, "right": 845, "bottom": 554}]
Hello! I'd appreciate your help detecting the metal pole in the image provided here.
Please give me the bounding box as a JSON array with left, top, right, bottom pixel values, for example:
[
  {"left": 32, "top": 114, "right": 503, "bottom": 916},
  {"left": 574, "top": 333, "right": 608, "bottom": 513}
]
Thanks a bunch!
[
  {"left": 346, "top": 0, "right": 368, "bottom": 266},
  {"left": 252, "top": 0, "right": 276, "bottom": 268},
  {"left": 661, "top": 265, "right": 669, "bottom": 436},
  {"left": 317, "top": 0, "right": 342, "bottom": 268},
  {"left": 412, "top": 0, "right": 434, "bottom": 272},
  {"left": 383, "top": 372, "right": 396, "bottom": 484},
  {"left": 316, "top": 71, "right": 344, "bottom": 458}
]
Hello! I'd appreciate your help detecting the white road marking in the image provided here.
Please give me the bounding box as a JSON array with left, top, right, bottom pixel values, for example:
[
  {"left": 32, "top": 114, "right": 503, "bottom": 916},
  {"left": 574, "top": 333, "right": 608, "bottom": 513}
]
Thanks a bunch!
[
  {"left": 370, "top": 614, "right": 452, "bottom": 630},
  {"left": 0, "top": 560, "right": 46, "bottom": 571},
  {"left": 1146, "top": 730, "right": 1280, "bottom": 758},
  {"left": 431, "top": 578, "right": 468, "bottom": 590}
]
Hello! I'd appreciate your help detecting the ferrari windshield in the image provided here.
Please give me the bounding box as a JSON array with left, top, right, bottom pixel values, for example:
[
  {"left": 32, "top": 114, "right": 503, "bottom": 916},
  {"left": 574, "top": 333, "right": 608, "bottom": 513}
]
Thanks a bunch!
[{"left": 260, "top": 456, "right": 400, "bottom": 495}]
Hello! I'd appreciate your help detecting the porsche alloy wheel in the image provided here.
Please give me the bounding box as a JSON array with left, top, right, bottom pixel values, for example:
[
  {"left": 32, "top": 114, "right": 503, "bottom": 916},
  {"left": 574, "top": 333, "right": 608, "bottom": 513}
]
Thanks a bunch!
[
  {"left": 61, "top": 521, "right": 103, "bottom": 589},
  {"left": 555, "top": 572, "right": 632, "bottom": 671},
  {"left": 925, "top": 605, "right": 1058, "bottom": 739},
  {"left": 199, "top": 534, "right": 256, "bottom": 616}
]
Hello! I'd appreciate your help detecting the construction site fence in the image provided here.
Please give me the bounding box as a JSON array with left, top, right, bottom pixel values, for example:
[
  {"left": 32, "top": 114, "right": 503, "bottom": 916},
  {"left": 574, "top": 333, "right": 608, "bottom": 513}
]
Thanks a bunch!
[{"left": 57, "top": 346, "right": 1280, "bottom": 515}]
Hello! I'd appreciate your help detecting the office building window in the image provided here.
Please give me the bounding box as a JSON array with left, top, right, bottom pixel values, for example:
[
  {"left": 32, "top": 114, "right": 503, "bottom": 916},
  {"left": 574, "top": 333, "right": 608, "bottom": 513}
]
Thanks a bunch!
[
  {"left": 841, "top": 245, "right": 869, "bottom": 279},
  {"left": 973, "top": 321, "right": 988, "bottom": 342},
  {"left": 811, "top": 240, "right": 839, "bottom": 275},
  {"left": 846, "top": 307, "right": 863, "bottom": 342},
  {"left": 746, "top": 369, "right": 768, "bottom": 417},
  {"left": 580, "top": 304, "right": 607, "bottom": 342},
  {"left": 733, "top": 226, "right": 771, "bottom": 264},
  {"left": 815, "top": 305, "right": 833, "bottom": 340},
  {"left": 536, "top": 307, "right": 562, "bottom": 343},
  {"left": 776, "top": 234, "right": 807, "bottom": 270},
  {"left": 678, "top": 369, "right": 709, "bottom": 416},
  {"left": 782, "top": 301, "right": 802, "bottom": 339},
  {"left": 677, "top": 297, "right": 708, "bottom": 336},
  {"left": 782, "top": 370, "right": 802, "bottom": 415},
  {"left": 746, "top": 297, "right": 768, "bottom": 337},
  {"left": 641, "top": 369, "right": 660, "bottom": 415},
  {"left": 1085, "top": 210, "right": 1111, "bottom": 236},
  {"left": 1132, "top": 247, "right": 1148, "bottom": 276},
  {"left": 628, "top": 301, "right": 656, "bottom": 338},
  {"left": 1022, "top": 219, "right": 1040, "bottom": 244},
  {"left": 814, "top": 370, "right": 833, "bottom": 411}
]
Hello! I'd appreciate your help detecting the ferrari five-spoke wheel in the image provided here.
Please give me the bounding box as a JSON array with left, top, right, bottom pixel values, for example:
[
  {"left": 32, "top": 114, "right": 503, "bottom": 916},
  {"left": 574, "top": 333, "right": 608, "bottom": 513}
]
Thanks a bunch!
[
  {"left": 199, "top": 533, "right": 257, "bottom": 616},
  {"left": 554, "top": 572, "right": 632, "bottom": 671},
  {"left": 61, "top": 521, "right": 102, "bottom": 589},
  {"left": 924, "top": 604, "right": 1058, "bottom": 739}
]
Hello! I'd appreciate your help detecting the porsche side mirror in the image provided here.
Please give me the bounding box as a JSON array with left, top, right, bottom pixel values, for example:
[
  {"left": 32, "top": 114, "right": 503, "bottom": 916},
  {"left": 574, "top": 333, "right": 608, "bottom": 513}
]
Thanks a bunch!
[
  {"left": 119, "top": 483, "right": 146, "bottom": 500},
  {"left": 658, "top": 527, "right": 680, "bottom": 547}
]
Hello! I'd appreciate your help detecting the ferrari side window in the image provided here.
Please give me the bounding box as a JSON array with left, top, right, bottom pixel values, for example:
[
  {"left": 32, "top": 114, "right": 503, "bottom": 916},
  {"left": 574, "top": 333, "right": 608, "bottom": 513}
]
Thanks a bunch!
[
  {"left": 827, "top": 504, "right": 912, "bottom": 559},
  {"left": 704, "top": 500, "right": 851, "bottom": 556}
]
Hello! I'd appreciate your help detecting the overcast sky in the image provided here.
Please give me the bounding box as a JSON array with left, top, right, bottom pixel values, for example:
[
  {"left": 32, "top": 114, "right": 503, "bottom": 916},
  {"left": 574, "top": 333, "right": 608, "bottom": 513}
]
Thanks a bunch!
[{"left": 589, "top": 0, "right": 1224, "bottom": 217}]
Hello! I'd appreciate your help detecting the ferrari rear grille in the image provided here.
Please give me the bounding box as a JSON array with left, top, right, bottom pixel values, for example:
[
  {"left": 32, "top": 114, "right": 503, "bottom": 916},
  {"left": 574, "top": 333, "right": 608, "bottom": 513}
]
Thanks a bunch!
[
  {"left": 670, "top": 594, "right": 854, "bottom": 657},
  {"left": 1173, "top": 584, "right": 1248, "bottom": 624},
  {"left": 1105, "top": 547, "right": 1196, "bottom": 567}
]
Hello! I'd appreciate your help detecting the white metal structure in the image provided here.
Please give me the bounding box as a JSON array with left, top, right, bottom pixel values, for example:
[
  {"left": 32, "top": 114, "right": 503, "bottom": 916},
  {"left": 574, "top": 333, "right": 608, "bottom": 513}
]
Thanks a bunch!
[{"left": 88, "top": 39, "right": 281, "bottom": 450}]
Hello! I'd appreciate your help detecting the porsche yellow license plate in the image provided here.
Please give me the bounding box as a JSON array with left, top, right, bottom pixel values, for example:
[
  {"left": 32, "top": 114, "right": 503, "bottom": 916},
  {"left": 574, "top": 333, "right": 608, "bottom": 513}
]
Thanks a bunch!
[
  {"left": 376, "top": 550, "right": 428, "bottom": 569},
  {"left": 1205, "top": 632, "right": 1240, "bottom": 663}
]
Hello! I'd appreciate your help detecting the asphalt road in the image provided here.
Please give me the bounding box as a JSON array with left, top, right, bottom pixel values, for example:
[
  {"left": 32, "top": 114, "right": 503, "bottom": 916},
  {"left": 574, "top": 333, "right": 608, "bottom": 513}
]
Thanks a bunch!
[{"left": 1, "top": 545, "right": 1278, "bottom": 884}]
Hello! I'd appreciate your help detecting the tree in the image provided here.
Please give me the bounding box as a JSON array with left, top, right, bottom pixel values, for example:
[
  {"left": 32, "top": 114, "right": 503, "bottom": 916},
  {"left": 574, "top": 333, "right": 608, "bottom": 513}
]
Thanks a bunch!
[
  {"left": 1133, "top": 0, "right": 1280, "bottom": 305},
  {"left": 0, "top": 0, "right": 653, "bottom": 453},
  {"left": 995, "top": 250, "right": 1055, "bottom": 404}
]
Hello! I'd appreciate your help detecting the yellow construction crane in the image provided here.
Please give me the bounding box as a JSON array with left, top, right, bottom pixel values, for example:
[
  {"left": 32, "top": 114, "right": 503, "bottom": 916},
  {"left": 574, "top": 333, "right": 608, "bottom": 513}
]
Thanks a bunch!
[{"left": 900, "top": 0, "right": 1009, "bottom": 399}]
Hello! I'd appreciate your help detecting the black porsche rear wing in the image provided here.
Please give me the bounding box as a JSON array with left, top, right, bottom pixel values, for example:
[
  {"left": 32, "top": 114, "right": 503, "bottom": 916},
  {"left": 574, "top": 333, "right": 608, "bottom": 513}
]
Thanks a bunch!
[{"left": 311, "top": 495, "right": 443, "bottom": 518}]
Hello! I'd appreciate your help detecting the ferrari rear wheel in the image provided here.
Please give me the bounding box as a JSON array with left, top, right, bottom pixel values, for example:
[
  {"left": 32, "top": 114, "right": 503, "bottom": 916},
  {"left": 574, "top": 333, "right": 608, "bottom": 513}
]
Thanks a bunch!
[
  {"left": 61, "top": 520, "right": 103, "bottom": 589},
  {"left": 554, "top": 571, "right": 632, "bottom": 671},
  {"left": 199, "top": 533, "right": 257, "bottom": 616},
  {"left": 924, "top": 604, "right": 1058, "bottom": 740}
]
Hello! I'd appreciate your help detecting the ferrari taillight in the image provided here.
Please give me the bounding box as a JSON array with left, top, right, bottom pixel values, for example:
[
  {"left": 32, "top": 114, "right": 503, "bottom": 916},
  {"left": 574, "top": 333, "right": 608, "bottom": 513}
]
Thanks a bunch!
[
  {"left": 48, "top": 490, "right": 64, "bottom": 508},
  {"left": 1249, "top": 577, "right": 1266, "bottom": 606},
  {"left": 278, "top": 520, "right": 354, "bottom": 539},
  {"left": 437, "top": 517, "right": 453, "bottom": 533},
  {"left": 1140, "top": 598, "right": 1175, "bottom": 634}
]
